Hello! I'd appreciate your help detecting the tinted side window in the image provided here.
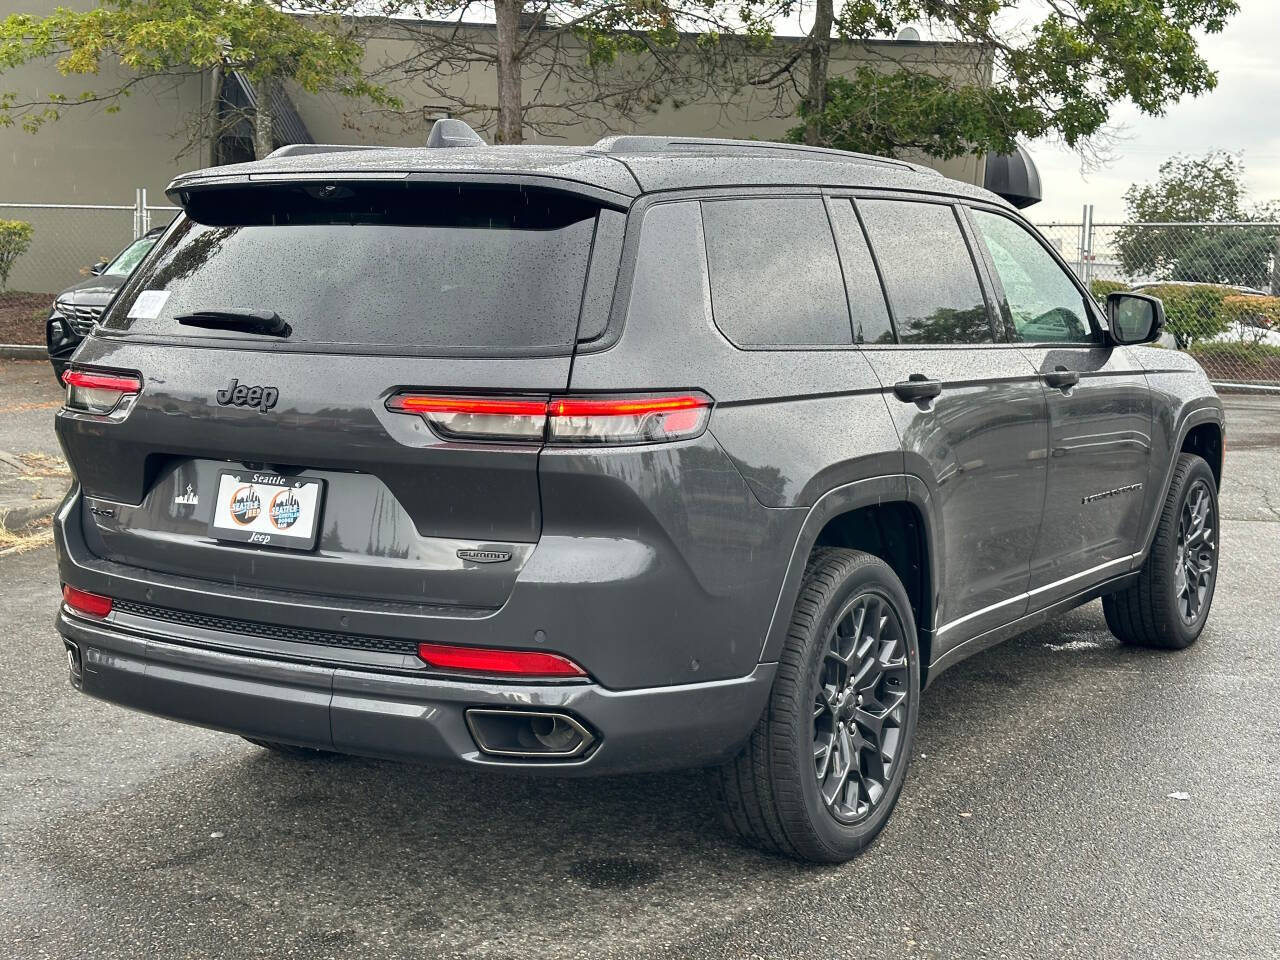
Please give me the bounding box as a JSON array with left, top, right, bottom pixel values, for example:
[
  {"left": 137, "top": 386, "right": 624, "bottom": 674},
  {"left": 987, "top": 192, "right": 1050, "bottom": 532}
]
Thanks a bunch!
[
  {"left": 971, "top": 210, "right": 1092, "bottom": 343},
  {"left": 702, "top": 198, "right": 851, "bottom": 346},
  {"left": 858, "top": 199, "right": 992, "bottom": 344},
  {"left": 827, "top": 200, "right": 894, "bottom": 344}
]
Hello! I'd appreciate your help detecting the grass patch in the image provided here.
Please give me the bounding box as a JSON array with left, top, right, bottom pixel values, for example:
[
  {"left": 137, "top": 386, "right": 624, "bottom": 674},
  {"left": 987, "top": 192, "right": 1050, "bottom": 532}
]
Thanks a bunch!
[{"left": 0, "top": 515, "right": 54, "bottom": 555}]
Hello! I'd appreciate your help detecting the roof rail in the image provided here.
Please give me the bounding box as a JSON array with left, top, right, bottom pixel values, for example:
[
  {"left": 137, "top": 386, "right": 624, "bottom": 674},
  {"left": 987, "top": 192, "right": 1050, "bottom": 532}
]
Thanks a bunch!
[
  {"left": 591, "top": 135, "right": 937, "bottom": 174},
  {"left": 265, "top": 119, "right": 487, "bottom": 158},
  {"left": 266, "top": 143, "right": 389, "bottom": 159}
]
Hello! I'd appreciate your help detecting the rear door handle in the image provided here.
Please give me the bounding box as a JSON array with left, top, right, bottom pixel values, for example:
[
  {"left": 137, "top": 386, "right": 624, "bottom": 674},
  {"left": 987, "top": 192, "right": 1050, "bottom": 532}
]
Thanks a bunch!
[
  {"left": 1043, "top": 366, "right": 1080, "bottom": 389},
  {"left": 892, "top": 374, "right": 943, "bottom": 403}
]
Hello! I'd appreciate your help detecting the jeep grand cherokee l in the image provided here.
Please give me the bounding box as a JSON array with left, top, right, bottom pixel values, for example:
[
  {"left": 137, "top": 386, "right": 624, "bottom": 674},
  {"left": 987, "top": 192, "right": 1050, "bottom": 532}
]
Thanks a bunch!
[{"left": 53, "top": 129, "right": 1224, "bottom": 864}]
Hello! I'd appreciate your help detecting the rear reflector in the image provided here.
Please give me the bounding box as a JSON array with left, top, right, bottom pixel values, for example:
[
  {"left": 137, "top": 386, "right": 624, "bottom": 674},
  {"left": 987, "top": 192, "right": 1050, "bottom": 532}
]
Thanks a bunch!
[
  {"left": 62, "top": 585, "right": 113, "bottom": 618},
  {"left": 388, "top": 391, "right": 712, "bottom": 445},
  {"left": 63, "top": 368, "right": 142, "bottom": 415},
  {"left": 416, "top": 642, "right": 587, "bottom": 678}
]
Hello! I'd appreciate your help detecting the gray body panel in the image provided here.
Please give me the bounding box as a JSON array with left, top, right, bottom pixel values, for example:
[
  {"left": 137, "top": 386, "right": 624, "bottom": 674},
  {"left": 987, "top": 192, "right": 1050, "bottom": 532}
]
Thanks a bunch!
[{"left": 54, "top": 145, "right": 1224, "bottom": 772}]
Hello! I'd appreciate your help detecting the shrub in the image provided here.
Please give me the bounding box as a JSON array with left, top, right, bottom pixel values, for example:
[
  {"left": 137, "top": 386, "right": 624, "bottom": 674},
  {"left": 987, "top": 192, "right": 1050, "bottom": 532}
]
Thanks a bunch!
[
  {"left": 1135, "top": 283, "right": 1238, "bottom": 349},
  {"left": 1090, "top": 279, "right": 1128, "bottom": 302},
  {"left": 1188, "top": 340, "right": 1280, "bottom": 370},
  {"left": 1221, "top": 294, "right": 1280, "bottom": 344},
  {"left": 0, "top": 219, "right": 34, "bottom": 292}
]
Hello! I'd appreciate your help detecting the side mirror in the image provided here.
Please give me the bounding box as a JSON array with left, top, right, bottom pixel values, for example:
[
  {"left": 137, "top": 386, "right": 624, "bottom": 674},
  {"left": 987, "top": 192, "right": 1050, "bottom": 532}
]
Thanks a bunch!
[
  {"left": 1107, "top": 292, "right": 1165, "bottom": 345},
  {"left": 89, "top": 261, "right": 108, "bottom": 276}
]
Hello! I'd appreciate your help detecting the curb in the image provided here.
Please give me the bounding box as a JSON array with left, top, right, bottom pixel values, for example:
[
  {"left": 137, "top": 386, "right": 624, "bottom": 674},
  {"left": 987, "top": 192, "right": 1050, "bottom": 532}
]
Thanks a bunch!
[
  {"left": 0, "top": 343, "right": 45, "bottom": 361},
  {"left": 0, "top": 498, "right": 59, "bottom": 534},
  {"left": 1212, "top": 382, "right": 1280, "bottom": 396}
]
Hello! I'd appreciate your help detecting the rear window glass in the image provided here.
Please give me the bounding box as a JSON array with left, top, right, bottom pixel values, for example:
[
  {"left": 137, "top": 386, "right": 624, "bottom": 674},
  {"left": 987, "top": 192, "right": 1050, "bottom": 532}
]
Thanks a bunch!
[{"left": 103, "top": 183, "right": 601, "bottom": 355}]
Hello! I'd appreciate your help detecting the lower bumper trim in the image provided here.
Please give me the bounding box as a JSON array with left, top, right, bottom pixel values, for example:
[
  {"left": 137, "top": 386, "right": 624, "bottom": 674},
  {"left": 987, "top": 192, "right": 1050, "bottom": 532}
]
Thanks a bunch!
[{"left": 58, "top": 611, "right": 775, "bottom": 775}]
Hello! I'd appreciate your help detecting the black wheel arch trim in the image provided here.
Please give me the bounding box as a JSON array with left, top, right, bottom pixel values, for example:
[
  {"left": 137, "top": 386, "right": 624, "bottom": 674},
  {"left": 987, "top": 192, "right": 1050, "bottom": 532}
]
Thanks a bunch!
[
  {"left": 1134, "top": 402, "right": 1225, "bottom": 569},
  {"left": 758, "top": 474, "right": 943, "bottom": 673}
]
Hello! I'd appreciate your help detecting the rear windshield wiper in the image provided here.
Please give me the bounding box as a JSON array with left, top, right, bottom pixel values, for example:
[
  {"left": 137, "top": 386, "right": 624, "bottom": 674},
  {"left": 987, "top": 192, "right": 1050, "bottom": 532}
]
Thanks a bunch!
[{"left": 175, "top": 309, "right": 291, "bottom": 338}]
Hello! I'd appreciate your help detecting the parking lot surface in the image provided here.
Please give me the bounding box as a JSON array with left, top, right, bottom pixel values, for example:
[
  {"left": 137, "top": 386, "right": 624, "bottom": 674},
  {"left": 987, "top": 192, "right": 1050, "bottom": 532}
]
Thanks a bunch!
[{"left": 2, "top": 389, "right": 1277, "bottom": 959}]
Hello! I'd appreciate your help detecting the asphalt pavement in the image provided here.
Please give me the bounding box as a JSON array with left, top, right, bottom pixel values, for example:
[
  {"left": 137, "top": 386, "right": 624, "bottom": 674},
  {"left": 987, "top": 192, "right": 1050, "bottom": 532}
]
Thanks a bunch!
[{"left": 1, "top": 391, "right": 1277, "bottom": 959}]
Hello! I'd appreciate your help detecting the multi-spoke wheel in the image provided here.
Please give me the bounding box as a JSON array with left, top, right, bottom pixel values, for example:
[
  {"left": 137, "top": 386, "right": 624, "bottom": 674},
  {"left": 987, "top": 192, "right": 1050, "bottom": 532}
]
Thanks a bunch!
[
  {"left": 812, "top": 594, "right": 909, "bottom": 823},
  {"left": 1174, "top": 479, "right": 1216, "bottom": 625},
  {"left": 1104, "top": 452, "right": 1219, "bottom": 650},
  {"left": 711, "top": 547, "right": 920, "bottom": 863}
]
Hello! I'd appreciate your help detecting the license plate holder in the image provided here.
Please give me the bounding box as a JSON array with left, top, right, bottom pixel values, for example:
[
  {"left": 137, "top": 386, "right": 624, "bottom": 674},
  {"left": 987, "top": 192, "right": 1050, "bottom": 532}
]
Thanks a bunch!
[{"left": 209, "top": 470, "right": 325, "bottom": 551}]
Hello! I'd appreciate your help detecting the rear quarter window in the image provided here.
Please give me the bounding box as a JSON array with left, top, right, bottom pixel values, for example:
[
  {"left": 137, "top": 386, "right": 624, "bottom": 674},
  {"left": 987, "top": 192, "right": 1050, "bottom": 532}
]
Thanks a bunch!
[
  {"left": 701, "top": 197, "right": 852, "bottom": 347},
  {"left": 103, "top": 183, "right": 604, "bottom": 356}
]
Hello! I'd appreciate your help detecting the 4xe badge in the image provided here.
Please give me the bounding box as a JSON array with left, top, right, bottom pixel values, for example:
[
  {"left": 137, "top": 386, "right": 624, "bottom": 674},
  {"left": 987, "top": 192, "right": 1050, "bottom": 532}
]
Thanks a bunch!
[{"left": 216, "top": 379, "right": 279, "bottom": 413}]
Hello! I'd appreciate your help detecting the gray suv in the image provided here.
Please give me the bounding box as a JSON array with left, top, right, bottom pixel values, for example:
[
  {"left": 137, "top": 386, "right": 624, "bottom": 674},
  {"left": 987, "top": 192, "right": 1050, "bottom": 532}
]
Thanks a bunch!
[{"left": 53, "top": 131, "right": 1224, "bottom": 863}]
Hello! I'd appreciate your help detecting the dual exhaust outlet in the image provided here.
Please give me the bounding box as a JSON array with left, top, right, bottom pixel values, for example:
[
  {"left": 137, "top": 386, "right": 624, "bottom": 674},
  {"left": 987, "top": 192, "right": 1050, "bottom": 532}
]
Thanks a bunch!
[{"left": 465, "top": 709, "right": 596, "bottom": 761}]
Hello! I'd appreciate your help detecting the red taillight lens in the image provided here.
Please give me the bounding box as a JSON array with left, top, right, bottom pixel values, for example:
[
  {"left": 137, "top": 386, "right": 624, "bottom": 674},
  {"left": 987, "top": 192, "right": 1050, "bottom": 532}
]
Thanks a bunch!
[
  {"left": 62, "top": 585, "right": 113, "bottom": 618},
  {"left": 548, "top": 393, "right": 711, "bottom": 444},
  {"left": 387, "top": 391, "right": 712, "bottom": 445},
  {"left": 416, "top": 642, "right": 587, "bottom": 678},
  {"left": 63, "top": 369, "right": 142, "bottom": 415}
]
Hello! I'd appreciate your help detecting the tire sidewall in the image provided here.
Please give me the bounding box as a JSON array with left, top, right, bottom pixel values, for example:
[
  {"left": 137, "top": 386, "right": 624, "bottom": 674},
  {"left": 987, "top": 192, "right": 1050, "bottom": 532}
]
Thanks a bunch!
[
  {"left": 788, "top": 559, "right": 921, "bottom": 860},
  {"left": 1158, "top": 457, "right": 1220, "bottom": 645}
]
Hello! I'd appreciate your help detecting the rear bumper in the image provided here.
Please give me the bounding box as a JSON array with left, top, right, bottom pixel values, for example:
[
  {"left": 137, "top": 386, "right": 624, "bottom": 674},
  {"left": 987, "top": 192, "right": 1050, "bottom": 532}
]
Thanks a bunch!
[{"left": 57, "top": 608, "right": 775, "bottom": 775}]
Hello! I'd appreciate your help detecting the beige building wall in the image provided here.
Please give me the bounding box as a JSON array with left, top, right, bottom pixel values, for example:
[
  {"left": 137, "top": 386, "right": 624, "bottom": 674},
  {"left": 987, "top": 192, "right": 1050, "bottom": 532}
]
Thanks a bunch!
[
  {"left": 296, "top": 23, "right": 987, "bottom": 185},
  {"left": 0, "top": 8, "right": 987, "bottom": 294}
]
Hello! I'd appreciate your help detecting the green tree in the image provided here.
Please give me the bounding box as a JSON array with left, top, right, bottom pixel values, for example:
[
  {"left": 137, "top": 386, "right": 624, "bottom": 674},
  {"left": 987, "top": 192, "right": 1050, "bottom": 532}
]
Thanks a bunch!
[
  {"left": 1115, "top": 152, "right": 1280, "bottom": 288},
  {"left": 0, "top": 0, "right": 399, "bottom": 159},
  {"left": 759, "top": 0, "right": 1238, "bottom": 156},
  {"left": 0, "top": 219, "right": 34, "bottom": 292}
]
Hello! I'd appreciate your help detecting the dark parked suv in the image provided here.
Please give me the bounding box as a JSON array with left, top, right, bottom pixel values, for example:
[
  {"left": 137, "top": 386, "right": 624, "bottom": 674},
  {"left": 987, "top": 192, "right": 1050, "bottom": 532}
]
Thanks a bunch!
[
  {"left": 46, "top": 225, "right": 166, "bottom": 381},
  {"left": 54, "top": 130, "right": 1224, "bottom": 863}
]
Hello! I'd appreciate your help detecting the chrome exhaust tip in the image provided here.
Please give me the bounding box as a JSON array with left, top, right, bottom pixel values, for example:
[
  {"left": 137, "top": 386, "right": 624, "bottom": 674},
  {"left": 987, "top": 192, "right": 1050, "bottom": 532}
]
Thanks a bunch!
[
  {"left": 64, "top": 640, "right": 82, "bottom": 688},
  {"left": 465, "top": 709, "right": 596, "bottom": 760}
]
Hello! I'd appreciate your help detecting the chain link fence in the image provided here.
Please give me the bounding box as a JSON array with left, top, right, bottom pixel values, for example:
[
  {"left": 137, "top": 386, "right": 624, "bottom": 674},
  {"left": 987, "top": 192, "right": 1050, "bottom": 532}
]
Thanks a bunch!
[
  {"left": 1037, "top": 219, "right": 1280, "bottom": 389},
  {"left": 0, "top": 192, "right": 177, "bottom": 347},
  {"left": 3, "top": 197, "right": 1279, "bottom": 389}
]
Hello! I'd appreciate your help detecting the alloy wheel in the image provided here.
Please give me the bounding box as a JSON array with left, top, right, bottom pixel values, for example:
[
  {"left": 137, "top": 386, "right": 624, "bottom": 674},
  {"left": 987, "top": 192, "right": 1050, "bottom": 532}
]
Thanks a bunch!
[
  {"left": 812, "top": 592, "right": 910, "bottom": 823},
  {"left": 1175, "top": 479, "right": 1216, "bottom": 625}
]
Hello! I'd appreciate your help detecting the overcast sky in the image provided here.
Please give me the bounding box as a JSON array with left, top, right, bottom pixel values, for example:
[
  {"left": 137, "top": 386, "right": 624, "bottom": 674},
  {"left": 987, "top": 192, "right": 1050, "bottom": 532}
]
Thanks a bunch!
[{"left": 1024, "top": 1, "right": 1280, "bottom": 224}]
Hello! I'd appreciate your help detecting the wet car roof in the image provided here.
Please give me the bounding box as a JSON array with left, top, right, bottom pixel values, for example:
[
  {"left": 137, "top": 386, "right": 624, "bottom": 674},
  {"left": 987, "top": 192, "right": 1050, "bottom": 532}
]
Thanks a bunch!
[{"left": 166, "top": 137, "right": 1007, "bottom": 208}]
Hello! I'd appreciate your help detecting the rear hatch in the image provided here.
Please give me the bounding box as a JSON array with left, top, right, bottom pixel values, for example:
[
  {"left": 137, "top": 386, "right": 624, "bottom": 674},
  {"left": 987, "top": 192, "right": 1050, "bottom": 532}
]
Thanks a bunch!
[{"left": 56, "top": 178, "right": 623, "bottom": 610}]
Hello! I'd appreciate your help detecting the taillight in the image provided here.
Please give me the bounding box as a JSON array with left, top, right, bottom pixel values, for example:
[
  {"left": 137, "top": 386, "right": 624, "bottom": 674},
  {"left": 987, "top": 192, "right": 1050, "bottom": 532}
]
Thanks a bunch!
[
  {"left": 416, "top": 642, "right": 587, "bottom": 678},
  {"left": 548, "top": 394, "right": 711, "bottom": 444},
  {"left": 62, "top": 585, "right": 113, "bottom": 618},
  {"left": 386, "top": 394, "right": 546, "bottom": 440},
  {"left": 387, "top": 391, "right": 712, "bottom": 445},
  {"left": 63, "top": 368, "right": 142, "bottom": 415}
]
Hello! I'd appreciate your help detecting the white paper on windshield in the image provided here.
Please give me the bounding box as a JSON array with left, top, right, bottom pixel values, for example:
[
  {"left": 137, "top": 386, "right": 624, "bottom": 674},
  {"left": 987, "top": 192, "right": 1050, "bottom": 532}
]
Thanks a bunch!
[{"left": 127, "top": 289, "right": 171, "bottom": 320}]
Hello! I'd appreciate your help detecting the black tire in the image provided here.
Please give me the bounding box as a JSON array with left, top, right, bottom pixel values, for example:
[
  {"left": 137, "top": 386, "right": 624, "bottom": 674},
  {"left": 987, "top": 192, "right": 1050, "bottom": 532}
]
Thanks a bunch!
[
  {"left": 710, "top": 547, "right": 921, "bottom": 863},
  {"left": 243, "top": 737, "right": 339, "bottom": 759},
  {"left": 1103, "top": 452, "right": 1219, "bottom": 650}
]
